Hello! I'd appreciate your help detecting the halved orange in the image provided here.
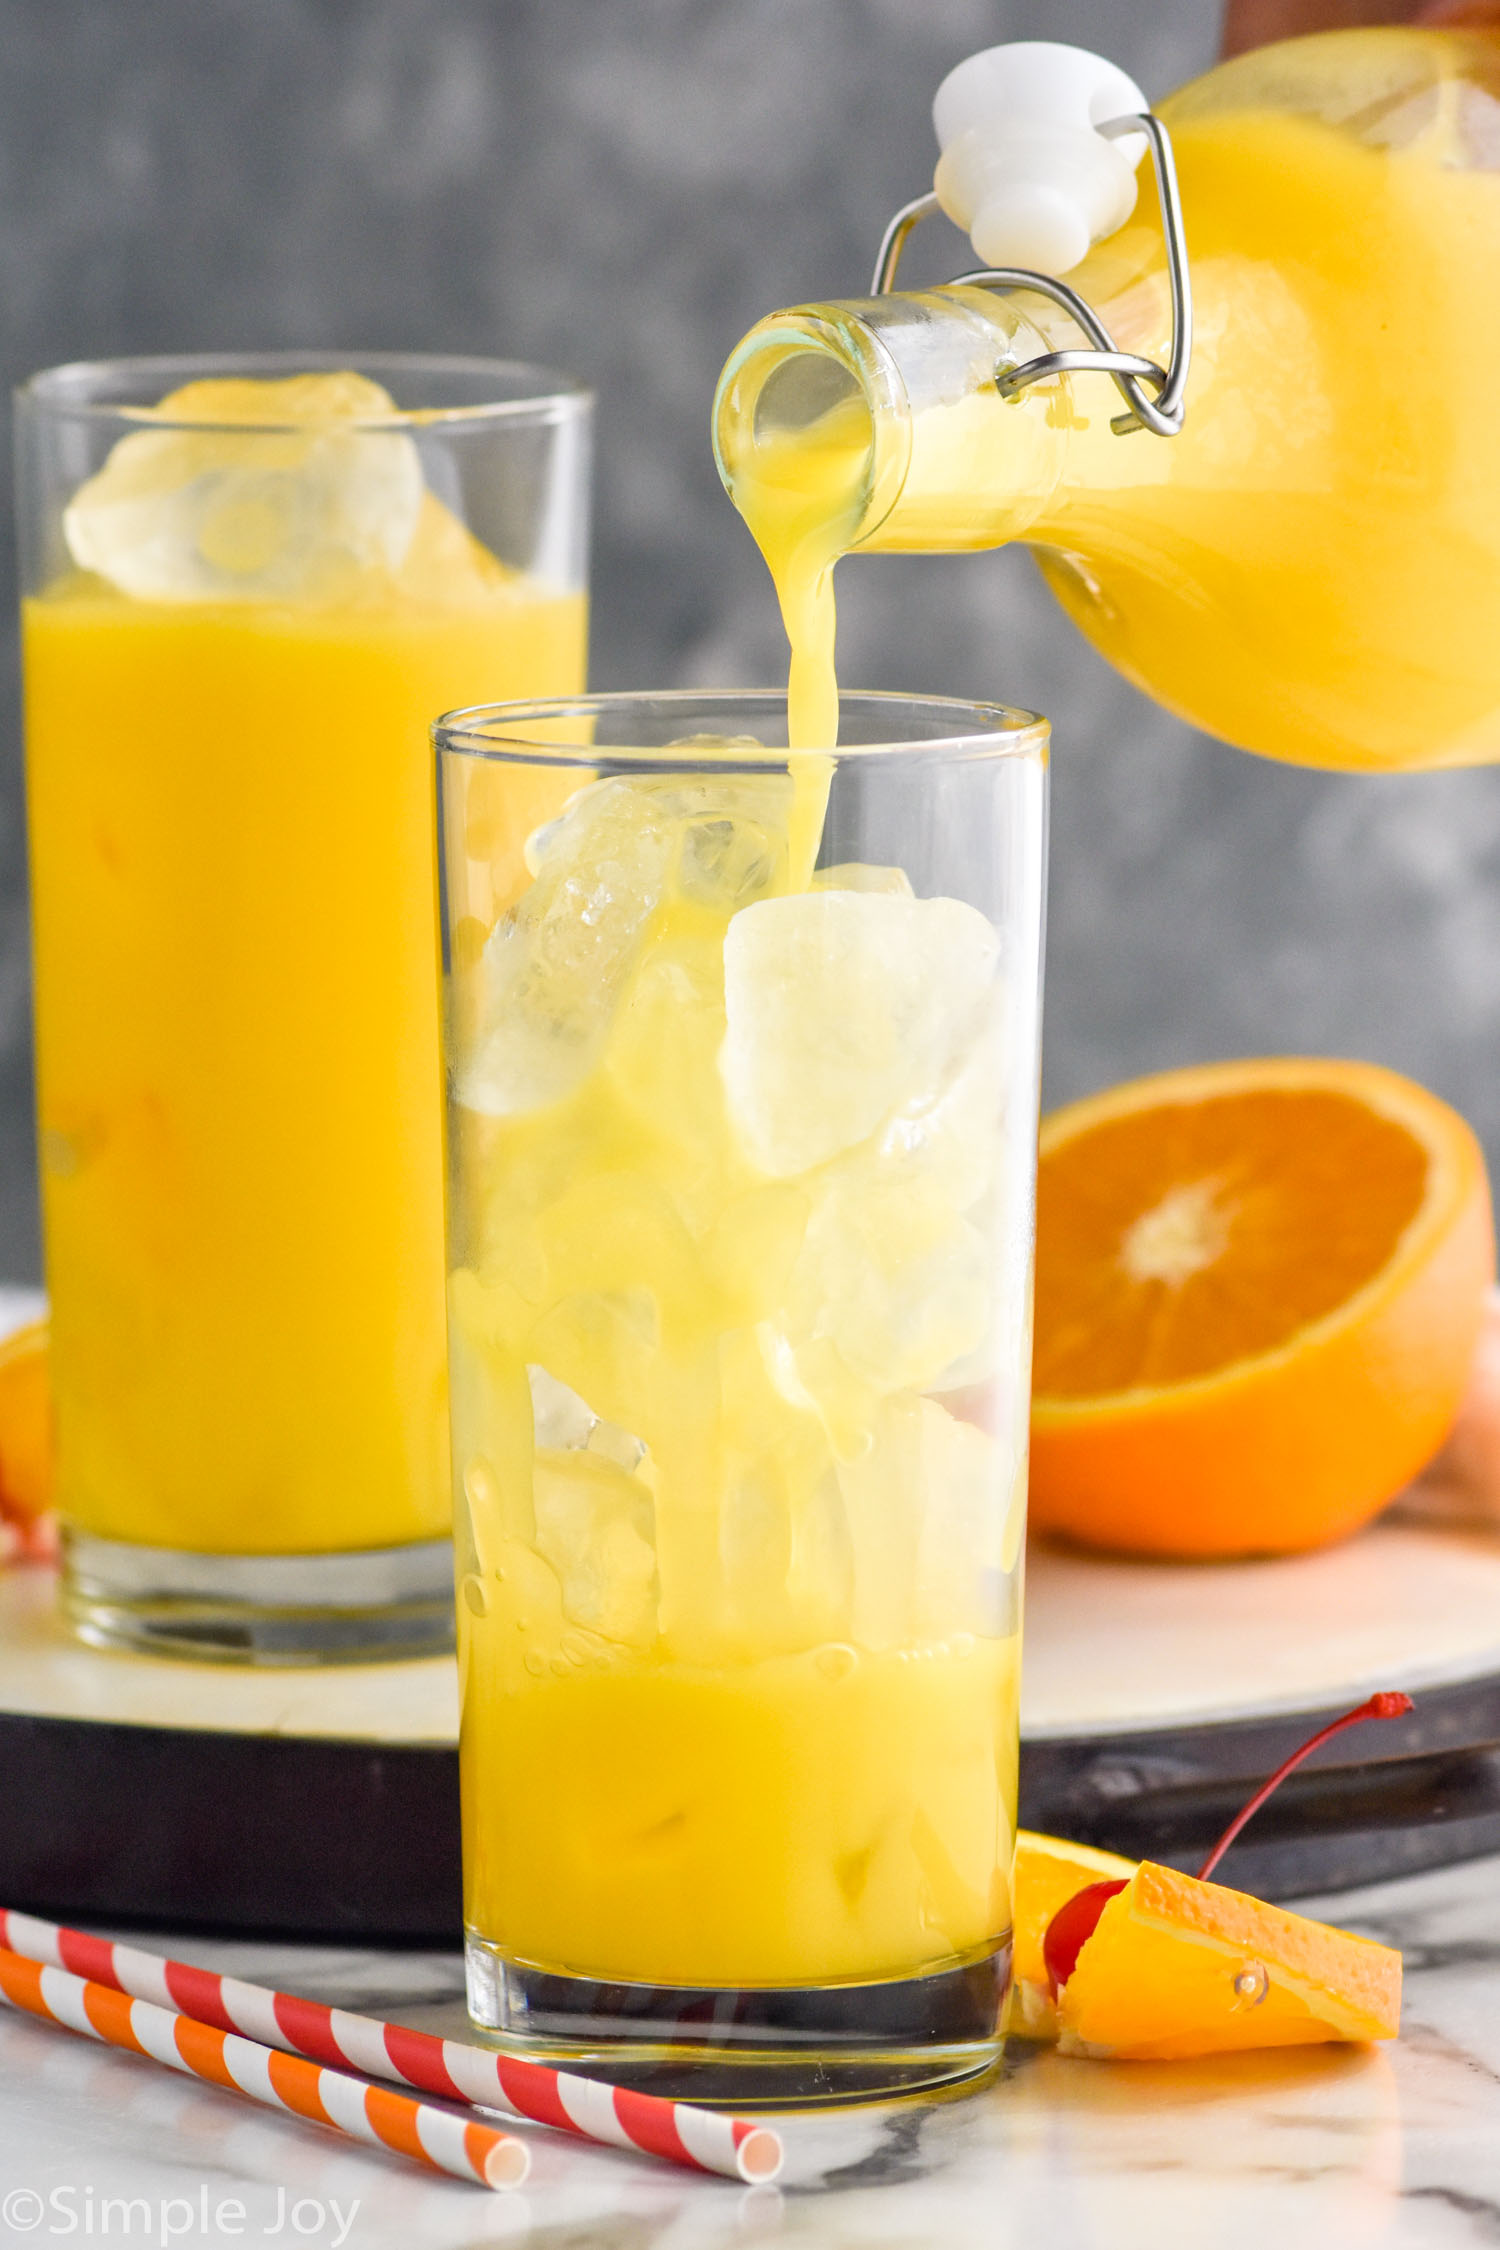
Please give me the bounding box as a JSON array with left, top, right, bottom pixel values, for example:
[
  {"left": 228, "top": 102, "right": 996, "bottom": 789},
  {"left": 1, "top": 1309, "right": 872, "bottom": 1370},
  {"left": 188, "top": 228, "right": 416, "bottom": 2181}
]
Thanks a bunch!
[
  {"left": 1008, "top": 1830, "right": 1138, "bottom": 2040},
  {"left": 1055, "top": 1860, "right": 1401, "bottom": 2060},
  {"left": 1031, "top": 1058, "right": 1494, "bottom": 1556}
]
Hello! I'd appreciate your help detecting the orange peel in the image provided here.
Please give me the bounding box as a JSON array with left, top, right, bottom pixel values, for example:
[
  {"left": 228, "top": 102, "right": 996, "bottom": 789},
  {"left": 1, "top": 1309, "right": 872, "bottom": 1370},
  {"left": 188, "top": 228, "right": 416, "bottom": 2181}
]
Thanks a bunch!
[
  {"left": 0, "top": 1320, "right": 54, "bottom": 1550},
  {"left": 1054, "top": 1860, "right": 1401, "bottom": 2060}
]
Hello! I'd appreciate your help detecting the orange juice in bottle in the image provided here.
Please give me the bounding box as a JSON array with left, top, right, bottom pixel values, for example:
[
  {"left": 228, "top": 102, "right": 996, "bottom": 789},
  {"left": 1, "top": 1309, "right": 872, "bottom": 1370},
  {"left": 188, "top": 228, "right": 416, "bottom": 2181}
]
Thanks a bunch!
[{"left": 716, "top": 28, "right": 1500, "bottom": 774}]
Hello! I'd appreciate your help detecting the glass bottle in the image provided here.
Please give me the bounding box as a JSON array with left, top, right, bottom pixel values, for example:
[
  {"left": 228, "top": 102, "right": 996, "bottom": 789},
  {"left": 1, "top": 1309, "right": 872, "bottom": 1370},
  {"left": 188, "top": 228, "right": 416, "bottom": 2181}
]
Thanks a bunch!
[{"left": 715, "top": 28, "right": 1500, "bottom": 774}]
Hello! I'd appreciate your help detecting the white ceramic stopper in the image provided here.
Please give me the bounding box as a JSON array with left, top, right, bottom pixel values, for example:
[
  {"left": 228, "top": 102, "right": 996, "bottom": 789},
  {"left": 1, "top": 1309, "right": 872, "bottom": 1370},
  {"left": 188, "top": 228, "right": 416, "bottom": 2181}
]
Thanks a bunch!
[{"left": 932, "top": 41, "right": 1149, "bottom": 277}]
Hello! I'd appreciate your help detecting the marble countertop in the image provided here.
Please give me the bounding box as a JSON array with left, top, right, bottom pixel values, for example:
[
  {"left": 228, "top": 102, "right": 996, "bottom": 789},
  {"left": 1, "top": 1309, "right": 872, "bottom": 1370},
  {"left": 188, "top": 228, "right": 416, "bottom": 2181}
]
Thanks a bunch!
[{"left": 1, "top": 1853, "right": 1497, "bottom": 2248}]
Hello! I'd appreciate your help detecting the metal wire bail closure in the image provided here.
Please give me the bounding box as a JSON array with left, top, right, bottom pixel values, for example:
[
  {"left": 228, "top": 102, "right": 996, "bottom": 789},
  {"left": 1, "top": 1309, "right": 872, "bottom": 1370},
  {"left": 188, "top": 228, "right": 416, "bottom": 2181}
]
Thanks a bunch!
[{"left": 871, "top": 112, "right": 1191, "bottom": 438}]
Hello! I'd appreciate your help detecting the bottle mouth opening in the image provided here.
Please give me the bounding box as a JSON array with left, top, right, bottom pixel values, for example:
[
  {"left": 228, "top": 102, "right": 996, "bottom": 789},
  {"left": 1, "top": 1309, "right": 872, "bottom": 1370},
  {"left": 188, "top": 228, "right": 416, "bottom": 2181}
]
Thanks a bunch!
[
  {"left": 711, "top": 311, "right": 912, "bottom": 554},
  {"left": 747, "top": 342, "right": 871, "bottom": 451}
]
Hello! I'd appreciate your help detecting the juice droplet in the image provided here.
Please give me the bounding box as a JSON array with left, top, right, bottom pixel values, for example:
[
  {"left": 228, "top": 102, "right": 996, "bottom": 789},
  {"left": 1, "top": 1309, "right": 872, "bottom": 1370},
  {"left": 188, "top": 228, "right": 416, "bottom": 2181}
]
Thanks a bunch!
[
  {"left": 461, "top": 1575, "right": 489, "bottom": 1618},
  {"left": 523, "top": 1649, "right": 547, "bottom": 1676}
]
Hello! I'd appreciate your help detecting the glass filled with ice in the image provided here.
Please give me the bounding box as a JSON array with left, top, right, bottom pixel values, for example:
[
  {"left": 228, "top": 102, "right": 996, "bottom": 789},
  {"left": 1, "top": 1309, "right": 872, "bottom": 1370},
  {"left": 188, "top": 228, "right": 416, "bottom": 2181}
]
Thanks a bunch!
[
  {"left": 17, "top": 354, "right": 591, "bottom": 1660},
  {"left": 437, "top": 689, "right": 1047, "bottom": 2100}
]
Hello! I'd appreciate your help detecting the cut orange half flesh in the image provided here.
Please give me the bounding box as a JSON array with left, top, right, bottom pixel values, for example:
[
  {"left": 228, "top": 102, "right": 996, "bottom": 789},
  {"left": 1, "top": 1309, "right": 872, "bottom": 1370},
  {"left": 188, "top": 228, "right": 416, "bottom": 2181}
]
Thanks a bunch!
[
  {"left": 1055, "top": 1860, "right": 1402, "bottom": 2060},
  {"left": 1031, "top": 1058, "right": 1494, "bottom": 1557}
]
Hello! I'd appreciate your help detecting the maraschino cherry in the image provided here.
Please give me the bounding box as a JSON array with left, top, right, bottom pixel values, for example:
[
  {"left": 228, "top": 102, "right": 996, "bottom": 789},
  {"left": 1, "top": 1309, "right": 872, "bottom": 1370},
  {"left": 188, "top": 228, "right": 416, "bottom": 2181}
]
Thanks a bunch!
[{"left": 1041, "top": 1690, "right": 1414, "bottom": 1997}]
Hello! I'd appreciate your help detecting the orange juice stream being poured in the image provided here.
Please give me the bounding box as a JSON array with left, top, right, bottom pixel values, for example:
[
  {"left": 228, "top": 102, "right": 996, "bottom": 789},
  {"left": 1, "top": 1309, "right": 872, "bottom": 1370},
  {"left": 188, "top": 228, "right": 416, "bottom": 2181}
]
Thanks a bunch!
[
  {"left": 20, "top": 364, "right": 587, "bottom": 1623},
  {"left": 716, "top": 27, "right": 1500, "bottom": 775}
]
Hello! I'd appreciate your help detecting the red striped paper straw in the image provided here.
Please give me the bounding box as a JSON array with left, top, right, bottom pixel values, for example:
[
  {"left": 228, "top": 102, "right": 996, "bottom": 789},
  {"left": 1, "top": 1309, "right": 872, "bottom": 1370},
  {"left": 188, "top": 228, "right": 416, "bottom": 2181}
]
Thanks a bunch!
[
  {"left": 0, "top": 1944, "right": 528, "bottom": 2191},
  {"left": 0, "top": 1908, "right": 783, "bottom": 2184}
]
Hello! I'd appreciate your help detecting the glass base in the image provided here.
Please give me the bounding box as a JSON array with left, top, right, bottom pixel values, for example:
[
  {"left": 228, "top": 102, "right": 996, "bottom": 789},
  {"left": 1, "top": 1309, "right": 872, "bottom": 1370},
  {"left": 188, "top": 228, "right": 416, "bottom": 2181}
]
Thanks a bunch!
[
  {"left": 463, "top": 1929, "right": 1010, "bottom": 2104},
  {"left": 60, "top": 1528, "right": 456, "bottom": 1666}
]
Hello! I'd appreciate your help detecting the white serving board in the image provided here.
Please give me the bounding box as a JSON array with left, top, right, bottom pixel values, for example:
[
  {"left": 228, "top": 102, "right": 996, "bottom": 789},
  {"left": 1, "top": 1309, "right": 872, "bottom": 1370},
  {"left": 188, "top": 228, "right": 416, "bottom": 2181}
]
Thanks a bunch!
[
  {"left": 4, "top": 1514, "right": 1499, "bottom": 1746},
  {"left": 1023, "top": 1519, "right": 1500, "bottom": 1738},
  {"left": 0, "top": 1565, "right": 458, "bottom": 1742}
]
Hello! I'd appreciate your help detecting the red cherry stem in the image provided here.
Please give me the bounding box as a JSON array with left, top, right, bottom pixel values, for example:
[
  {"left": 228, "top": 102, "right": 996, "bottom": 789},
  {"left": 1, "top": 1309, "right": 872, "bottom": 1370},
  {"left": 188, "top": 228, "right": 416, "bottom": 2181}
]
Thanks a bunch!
[{"left": 1195, "top": 1690, "right": 1414, "bottom": 1883}]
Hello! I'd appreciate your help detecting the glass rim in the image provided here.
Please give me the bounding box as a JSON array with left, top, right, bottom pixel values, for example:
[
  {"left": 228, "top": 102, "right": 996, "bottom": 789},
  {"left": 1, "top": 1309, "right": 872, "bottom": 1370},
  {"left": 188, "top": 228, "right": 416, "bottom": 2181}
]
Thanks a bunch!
[
  {"left": 16, "top": 349, "right": 591, "bottom": 431},
  {"left": 434, "top": 688, "right": 1049, "bottom": 769}
]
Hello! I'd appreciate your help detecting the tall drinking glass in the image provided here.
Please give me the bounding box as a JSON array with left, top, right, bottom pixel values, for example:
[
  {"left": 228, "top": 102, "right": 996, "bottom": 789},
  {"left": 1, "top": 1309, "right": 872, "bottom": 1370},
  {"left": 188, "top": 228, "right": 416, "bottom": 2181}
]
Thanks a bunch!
[
  {"left": 438, "top": 689, "right": 1047, "bottom": 2100},
  {"left": 17, "top": 352, "right": 591, "bottom": 1662}
]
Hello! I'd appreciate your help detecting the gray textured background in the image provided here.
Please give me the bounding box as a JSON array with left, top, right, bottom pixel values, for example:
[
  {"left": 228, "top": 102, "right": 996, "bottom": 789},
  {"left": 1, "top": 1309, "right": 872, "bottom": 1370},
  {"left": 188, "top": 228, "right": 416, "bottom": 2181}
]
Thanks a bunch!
[{"left": 2, "top": 0, "right": 1497, "bottom": 1282}]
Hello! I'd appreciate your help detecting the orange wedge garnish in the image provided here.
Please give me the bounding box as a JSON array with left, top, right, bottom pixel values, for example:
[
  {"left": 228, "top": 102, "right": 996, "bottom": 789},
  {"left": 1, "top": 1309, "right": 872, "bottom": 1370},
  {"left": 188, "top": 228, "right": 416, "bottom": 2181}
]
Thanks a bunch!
[
  {"left": 1054, "top": 1861, "right": 1401, "bottom": 2060},
  {"left": 1031, "top": 1057, "right": 1494, "bottom": 1556},
  {"left": 1012, "top": 1839, "right": 1403, "bottom": 2061},
  {"left": 1030, "top": 1696, "right": 1409, "bottom": 2060}
]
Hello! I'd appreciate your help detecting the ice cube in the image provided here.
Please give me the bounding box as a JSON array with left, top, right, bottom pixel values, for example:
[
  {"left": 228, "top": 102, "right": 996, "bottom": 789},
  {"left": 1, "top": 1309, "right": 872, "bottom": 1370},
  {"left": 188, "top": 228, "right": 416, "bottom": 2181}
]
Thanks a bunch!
[
  {"left": 836, "top": 1396, "right": 1017, "bottom": 1648},
  {"left": 533, "top": 1446, "right": 658, "bottom": 1650},
  {"left": 873, "top": 1015, "right": 1007, "bottom": 1213},
  {"left": 720, "top": 889, "right": 1000, "bottom": 1178},
  {"left": 642, "top": 772, "right": 796, "bottom": 913},
  {"left": 528, "top": 1363, "right": 596, "bottom": 1451},
  {"left": 528, "top": 1362, "right": 647, "bottom": 1473},
  {"left": 461, "top": 773, "right": 800, "bottom": 1118},
  {"left": 678, "top": 804, "right": 785, "bottom": 909},
  {"left": 754, "top": 1016, "right": 1017, "bottom": 1423},
  {"left": 783, "top": 1168, "right": 994, "bottom": 1402},
  {"left": 603, "top": 930, "right": 731, "bottom": 1198},
  {"left": 523, "top": 770, "right": 790, "bottom": 887},
  {"left": 909, "top": 1398, "right": 1017, "bottom": 1638},
  {"left": 835, "top": 1399, "right": 921, "bottom": 1651},
  {"left": 395, "top": 489, "right": 514, "bottom": 602},
  {"left": 63, "top": 372, "right": 424, "bottom": 602},
  {"left": 458, "top": 778, "right": 676, "bottom": 1116}
]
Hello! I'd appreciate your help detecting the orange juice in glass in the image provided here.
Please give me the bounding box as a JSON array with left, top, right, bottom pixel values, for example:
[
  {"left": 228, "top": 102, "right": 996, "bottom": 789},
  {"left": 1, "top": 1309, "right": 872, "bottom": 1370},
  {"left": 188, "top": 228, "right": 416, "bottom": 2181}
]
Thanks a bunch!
[
  {"left": 438, "top": 689, "right": 1045, "bottom": 2099},
  {"left": 17, "top": 354, "right": 590, "bottom": 1660}
]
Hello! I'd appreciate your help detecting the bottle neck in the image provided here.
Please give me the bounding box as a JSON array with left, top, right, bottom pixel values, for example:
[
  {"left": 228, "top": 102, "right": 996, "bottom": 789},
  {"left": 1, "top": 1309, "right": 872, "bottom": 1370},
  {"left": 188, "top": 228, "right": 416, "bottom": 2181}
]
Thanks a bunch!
[{"left": 713, "top": 288, "right": 1073, "bottom": 580}]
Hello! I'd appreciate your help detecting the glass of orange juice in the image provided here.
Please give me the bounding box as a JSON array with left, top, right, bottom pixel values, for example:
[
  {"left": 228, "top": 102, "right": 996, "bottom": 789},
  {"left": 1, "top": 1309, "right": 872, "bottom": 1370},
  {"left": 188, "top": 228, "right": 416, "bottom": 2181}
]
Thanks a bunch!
[
  {"left": 17, "top": 353, "right": 590, "bottom": 1663},
  {"left": 437, "top": 689, "right": 1046, "bottom": 2100}
]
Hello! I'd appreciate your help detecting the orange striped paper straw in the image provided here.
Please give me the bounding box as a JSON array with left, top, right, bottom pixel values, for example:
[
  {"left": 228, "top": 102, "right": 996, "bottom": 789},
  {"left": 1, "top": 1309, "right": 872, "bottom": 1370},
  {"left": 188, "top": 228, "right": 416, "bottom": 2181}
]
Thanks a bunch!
[{"left": 0, "top": 1945, "right": 528, "bottom": 2191}]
